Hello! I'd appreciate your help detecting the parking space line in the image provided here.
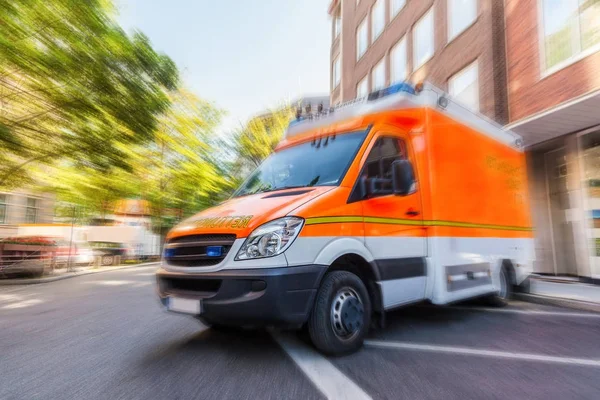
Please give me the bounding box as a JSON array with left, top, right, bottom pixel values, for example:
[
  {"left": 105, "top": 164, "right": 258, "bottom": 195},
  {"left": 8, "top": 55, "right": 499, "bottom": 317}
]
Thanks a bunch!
[
  {"left": 440, "top": 306, "right": 600, "bottom": 318},
  {"left": 365, "top": 340, "right": 600, "bottom": 367},
  {"left": 272, "top": 332, "right": 372, "bottom": 400}
]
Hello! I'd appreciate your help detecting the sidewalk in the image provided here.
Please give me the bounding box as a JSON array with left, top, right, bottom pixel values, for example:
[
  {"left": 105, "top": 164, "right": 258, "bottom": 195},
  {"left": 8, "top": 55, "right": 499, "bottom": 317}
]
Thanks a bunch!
[
  {"left": 515, "top": 275, "right": 600, "bottom": 313},
  {"left": 0, "top": 261, "right": 160, "bottom": 285}
]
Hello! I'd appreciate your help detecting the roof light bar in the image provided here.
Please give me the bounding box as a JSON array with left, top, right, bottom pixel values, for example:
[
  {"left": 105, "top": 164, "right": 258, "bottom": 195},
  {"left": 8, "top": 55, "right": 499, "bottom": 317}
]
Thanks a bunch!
[{"left": 367, "top": 82, "right": 415, "bottom": 101}]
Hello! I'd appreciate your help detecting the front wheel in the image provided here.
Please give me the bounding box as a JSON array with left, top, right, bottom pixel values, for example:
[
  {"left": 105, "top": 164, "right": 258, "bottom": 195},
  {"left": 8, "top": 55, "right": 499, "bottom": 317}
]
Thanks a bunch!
[{"left": 308, "top": 271, "right": 371, "bottom": 355}]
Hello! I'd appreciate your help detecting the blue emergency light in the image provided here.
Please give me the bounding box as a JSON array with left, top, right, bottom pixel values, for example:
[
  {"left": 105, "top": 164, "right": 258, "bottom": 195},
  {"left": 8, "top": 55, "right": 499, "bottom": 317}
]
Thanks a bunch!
[
  {"left": 367, "top": 82, "right": 415, "bottom": 100},
  {"left": 206, "top": 246, "right": 223, "bottom": 257}
]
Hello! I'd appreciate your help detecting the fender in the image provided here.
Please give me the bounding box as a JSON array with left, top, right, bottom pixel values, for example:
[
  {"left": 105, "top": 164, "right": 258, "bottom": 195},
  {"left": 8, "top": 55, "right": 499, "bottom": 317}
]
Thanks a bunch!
[{"left": 313, "top": 237, "right": 375, "bottom": 266}]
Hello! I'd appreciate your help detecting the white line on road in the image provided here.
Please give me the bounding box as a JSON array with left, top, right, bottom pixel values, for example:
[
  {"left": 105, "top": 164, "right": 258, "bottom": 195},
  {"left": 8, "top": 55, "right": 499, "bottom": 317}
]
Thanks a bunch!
[
  {"left": 365, "top": 340, "right": 600, "bottom": 367},
  {"left": 441, "top": 306, "right": 600, "bottom": 318},
  {"left": 272, "top": 332, "right": 372, "bottom": 400}
]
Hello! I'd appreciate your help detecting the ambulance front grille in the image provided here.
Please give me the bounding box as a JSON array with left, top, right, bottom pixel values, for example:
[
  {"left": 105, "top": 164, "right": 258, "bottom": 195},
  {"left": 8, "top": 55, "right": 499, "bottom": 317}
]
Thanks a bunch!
[{"left": 164, "top": 234, "right": 236, "bottom": 267}]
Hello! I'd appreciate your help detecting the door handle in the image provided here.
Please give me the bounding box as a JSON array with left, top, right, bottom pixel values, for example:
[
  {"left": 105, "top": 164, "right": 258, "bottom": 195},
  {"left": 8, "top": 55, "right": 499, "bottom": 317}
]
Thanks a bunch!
[{"left": 405, "top": 209, "right": 420, "bottom": 216}]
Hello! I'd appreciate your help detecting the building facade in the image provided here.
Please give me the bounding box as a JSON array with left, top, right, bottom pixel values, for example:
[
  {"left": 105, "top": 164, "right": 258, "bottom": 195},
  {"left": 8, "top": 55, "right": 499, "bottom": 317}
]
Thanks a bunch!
[
  {"left": 0, "top": 190, "right": 55, "bottom": 238},
  {"left": 329, "top": 0, "right": 508, "bottom": 123},
  {"left": 505, "top": 0, "right": 600, "bottom": 283}
]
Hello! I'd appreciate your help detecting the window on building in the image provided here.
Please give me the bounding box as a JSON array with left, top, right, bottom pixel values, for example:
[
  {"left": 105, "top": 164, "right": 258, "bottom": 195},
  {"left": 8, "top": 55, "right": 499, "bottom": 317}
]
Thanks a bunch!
[
  {"left": 448, "top": 0, "right": 477, "bottom": 41},
  {"left": 413, "top": 8, "right": 434, "bottom": 69},
  {"left": 390, "top": 36, "right": 408, "bottom": 84},
  {"left": 372, "top": 0, "right": 385, "bottom": 41},
  {"left": 391, "top": 0, "right": 406, "bottom": 18},
  {"left": 372, "top": 57, "right": 386, "bottom": 90},
  {"left": 357, "top": 75, "right": 369, "bottom": 98},
  {"left": 333, "top": 56, "right": 341, "bottom": 89},
  {"left": 0, "top": 194, "right": 7, "bottom": 224},
  {"left": 541, "top": 0, "right": 600, "bottom": 72},
  {"left": 449, "top": 61, "right": 479, "bottom": 112},
  {"left": 25, "top": 197, "right": 38, "bottom": 224},
  {"left": 363, "top": 137, "right": 408, "bottom": 196},
  {"left": 334, "top": 14, "right": 342, "bottom": 39},
  {"left": 357, "top": 17, "right": 368, "bottom": 60}
]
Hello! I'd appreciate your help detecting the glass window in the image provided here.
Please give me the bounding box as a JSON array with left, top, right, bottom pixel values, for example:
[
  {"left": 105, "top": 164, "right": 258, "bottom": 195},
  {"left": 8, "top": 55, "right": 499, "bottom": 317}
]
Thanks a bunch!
[
  {"left": 357, "top": 75, "right": 369, "bottom": 98},
  {"left": 372, "top": 0, "right": 385, "bottom": 41},
  {"left": 0, "top": 194, "right": 6, "bottom": 224},
  {"left": 391, "top": 0, "right": 406, "bottom": 18},
  {"left": 449, "top": 61, "right": 479, "bottom": 112},
  {"left": 25, "top": 197, "right": 37, "bottom": 224},
  {"left": 541, "top": 0, "right": 600, "bottom": 71},
  {"left": 372, "top": 57, "right": 386, "bottom": 90},
  {"left": 390, "top": 36, "right": 408, "bottom": 83},
  {"left": 448, "top": 0, "right": 477, "bottom": 40},
  {"left": 357, "top": 17, "right": 368, "bottom": 60},
  {"left": 363, "top": 137, "right": 408, "bottom": 196},
  {"left": 333, "top": 56, "right": 341, "bottom": 89},
  {"left": 334, "top": 15, "right": 342, "bottom": 39},
  {"left": 233, "top": 131, "right": 367, "bottom": 197},
  {"left": 413, "top": 8, "right": 434, "bottom": 69}
]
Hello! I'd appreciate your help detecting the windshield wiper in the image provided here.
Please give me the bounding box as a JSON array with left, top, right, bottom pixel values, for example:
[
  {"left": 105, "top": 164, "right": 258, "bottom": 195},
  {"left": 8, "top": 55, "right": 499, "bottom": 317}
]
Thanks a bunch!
[{"left": 260, "top": 185, "right": 310, "bottom": 193}]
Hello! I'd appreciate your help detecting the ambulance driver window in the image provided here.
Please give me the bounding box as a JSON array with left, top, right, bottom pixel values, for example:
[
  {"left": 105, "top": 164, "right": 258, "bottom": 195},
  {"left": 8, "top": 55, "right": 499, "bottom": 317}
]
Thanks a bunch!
[{"left": 364, "top": 137, "right": 407, "bottom": 195}]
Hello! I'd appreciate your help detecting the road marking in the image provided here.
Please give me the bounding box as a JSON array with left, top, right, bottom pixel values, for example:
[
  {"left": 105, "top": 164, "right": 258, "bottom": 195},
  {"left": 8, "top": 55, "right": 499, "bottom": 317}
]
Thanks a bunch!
[
  {"left": 272, "top": 332, "right": 372, "bottom": 400},
  {"left": 440, "top": 305, "right": 600, "bottom": 318},
  {"left": 365, "top": 340, "right": 600, "bottom": 367}
]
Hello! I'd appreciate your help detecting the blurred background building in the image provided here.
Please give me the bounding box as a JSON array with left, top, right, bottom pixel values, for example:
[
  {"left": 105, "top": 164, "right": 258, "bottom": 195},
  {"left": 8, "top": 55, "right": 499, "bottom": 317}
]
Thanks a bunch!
[
  {"left": 329, "top": 0, "right": 600, "bottom": 284},
  {"left": 505, "top": 0, "right": 600, "bottom": 284},
  {"left": 0, "top": 190, "right": 55, "bottom": 238},
  {"left": 328, "top": 0, "right": 508, "bottom": 123}
]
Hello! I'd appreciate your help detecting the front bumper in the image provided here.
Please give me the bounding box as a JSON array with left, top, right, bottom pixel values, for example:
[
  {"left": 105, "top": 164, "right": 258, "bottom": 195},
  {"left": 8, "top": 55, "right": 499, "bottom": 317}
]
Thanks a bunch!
[{"left": 156, "top": 265, "right": 327, "bottom": 328}]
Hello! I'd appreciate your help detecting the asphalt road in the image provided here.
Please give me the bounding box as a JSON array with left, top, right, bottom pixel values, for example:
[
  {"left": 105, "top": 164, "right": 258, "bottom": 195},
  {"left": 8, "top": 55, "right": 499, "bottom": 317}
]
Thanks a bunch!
[{"left": 1, "top": 266, "right": 599, "bottom": 400}]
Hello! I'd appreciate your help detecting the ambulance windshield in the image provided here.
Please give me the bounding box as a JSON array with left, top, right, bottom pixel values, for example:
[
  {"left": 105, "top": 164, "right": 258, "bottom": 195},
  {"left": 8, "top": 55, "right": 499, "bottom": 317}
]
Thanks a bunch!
[{"left": 233, "top": 130, "right": 367, "bottom": 197}]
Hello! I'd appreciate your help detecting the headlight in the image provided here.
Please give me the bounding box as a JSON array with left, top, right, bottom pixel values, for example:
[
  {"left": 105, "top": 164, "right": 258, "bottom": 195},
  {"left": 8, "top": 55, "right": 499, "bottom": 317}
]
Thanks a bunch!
[{"left": 235, "top": 217, "right": 304, "bottom": 260}]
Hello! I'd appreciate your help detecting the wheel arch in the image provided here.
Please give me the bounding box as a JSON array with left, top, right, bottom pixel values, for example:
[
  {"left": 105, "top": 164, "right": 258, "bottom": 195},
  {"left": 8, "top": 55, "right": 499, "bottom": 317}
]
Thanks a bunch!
[{"left": 326, "top": 253, "right": 383, "bottom": 314}]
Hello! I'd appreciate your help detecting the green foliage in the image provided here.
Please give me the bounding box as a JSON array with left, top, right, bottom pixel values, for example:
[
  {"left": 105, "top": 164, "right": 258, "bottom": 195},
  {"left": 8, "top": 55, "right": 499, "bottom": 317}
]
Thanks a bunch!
[
  {"left": 0, "top": 0, "right": 178, "bottom": 188},
  {"left": 231, "top": 105, "right": 293, "bottom": 178}
]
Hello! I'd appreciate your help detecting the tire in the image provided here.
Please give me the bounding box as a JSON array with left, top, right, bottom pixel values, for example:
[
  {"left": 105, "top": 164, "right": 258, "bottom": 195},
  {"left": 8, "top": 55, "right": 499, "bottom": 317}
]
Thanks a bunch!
[
  {"left": 485, "top": 266, "right": 511, "bottom": 307},
  {"left": 101, "top": 255, "right": 115, "bottom": 266},
  {"left": 308, "top": 271, "right": 371, "bottom": 355}
]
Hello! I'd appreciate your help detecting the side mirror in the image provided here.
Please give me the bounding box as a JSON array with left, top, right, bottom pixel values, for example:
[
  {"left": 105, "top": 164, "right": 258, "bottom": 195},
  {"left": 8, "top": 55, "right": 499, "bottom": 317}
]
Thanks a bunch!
[{"left": 392, "top": 160, "right": 415, "bottom": 195}]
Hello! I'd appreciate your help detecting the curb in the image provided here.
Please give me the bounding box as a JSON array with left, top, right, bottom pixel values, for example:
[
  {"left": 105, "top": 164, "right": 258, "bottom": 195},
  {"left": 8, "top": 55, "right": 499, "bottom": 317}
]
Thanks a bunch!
[
  {"left": 514, "top": 292, "right": 600, "bottom": 314},
  {"left": 0, "top": 262, "right": 160, "bottom": 285}
]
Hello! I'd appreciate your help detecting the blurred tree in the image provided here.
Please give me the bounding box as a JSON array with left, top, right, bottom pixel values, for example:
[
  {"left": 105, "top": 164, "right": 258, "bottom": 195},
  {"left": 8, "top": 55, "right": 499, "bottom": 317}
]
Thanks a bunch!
[
  {"left": 115, "top": 89, "right": 230, "bottom": 234},
  {"left": 0, "top": 0, "right": 178, "bottom": 189},
  {"left": 232, "top": 105, "right": 293, "bottom": 171}
]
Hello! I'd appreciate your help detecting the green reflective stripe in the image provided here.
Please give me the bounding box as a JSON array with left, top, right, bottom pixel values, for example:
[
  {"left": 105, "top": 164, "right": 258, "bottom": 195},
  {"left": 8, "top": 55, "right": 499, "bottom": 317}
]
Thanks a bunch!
[
  {"left": 304, "top": 215, "right": 533, "bottom": 231},
  {"left": 363, "top": 216, "right": 423, "bottom": 226},
  {"left": 423, "top": 220, "right": 533, "bottom": 231},
  {"left": 305, "top": 216, "right": 364, "bottom": 225}
]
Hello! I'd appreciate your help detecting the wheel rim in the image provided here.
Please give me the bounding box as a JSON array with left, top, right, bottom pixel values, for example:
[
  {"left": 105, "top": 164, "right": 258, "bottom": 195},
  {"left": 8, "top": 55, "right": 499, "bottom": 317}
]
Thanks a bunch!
[
  {"left": 499, "top": 269, "right": 508, "bottom": 299},
  {"left": 102, "top": 255, "right": 113, "bottom": 265},
  {"left": 330, "top": 287, "right": 364, "bottom": 341}
]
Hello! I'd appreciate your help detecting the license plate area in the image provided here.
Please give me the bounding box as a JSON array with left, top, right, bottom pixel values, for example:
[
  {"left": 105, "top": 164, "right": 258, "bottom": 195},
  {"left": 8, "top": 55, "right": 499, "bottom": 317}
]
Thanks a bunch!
[{"left": 168, "top": 297, "right": 202, "bottom": 315}]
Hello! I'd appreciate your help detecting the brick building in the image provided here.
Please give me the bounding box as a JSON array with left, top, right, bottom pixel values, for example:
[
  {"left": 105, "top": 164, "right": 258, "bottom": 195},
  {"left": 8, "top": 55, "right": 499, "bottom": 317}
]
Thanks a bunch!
[
  {"left": 505, "top": 0, "right": 600, "bottom": 283},
  {"left": 329, "top": 0, "right": 508, "bottom": 123}
]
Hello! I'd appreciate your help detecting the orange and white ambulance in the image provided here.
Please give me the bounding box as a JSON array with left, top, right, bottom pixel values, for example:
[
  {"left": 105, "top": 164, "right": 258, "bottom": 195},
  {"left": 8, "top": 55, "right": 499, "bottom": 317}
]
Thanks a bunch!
[{"left": 156, "top": 82, "right": 533, "bottom": 355}]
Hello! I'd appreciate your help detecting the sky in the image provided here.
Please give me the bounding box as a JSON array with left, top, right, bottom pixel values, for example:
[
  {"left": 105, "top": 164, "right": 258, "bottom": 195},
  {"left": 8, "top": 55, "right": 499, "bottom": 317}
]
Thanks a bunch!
[{"left": 116, "top": 0, "right": 332, "bottom": 134}]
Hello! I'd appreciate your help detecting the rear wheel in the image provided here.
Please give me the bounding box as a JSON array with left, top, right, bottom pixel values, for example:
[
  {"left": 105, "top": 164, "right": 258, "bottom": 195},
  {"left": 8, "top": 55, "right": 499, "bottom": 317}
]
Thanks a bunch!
[
  {"left": 308, "top": 271, "right": 371, "bottom": 355},
  {"left": 485, "top": 266, "right": 511, "bottom": 307}
]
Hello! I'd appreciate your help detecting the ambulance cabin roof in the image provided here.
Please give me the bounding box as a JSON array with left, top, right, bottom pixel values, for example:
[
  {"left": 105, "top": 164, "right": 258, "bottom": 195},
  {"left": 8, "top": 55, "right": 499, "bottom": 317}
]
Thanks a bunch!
[{"left": 284, "top": 82, "right": 523, "bottom": 150}]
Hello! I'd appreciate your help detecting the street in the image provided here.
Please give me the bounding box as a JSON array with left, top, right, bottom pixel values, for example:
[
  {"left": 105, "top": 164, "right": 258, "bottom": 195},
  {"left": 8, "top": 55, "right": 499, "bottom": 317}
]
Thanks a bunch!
[{"left": 1, "top": 266, "right": 599, "bottom": 400}]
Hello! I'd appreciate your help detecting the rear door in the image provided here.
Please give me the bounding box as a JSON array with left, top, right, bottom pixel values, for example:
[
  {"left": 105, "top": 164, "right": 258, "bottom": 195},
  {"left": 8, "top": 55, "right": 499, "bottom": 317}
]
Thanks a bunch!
[{"left": 358, "top": 128, "right": 427, "bottom": 309}]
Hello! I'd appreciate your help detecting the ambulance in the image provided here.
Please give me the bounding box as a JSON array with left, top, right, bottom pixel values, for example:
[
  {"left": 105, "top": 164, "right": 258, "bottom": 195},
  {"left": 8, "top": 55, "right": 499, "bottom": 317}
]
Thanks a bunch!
[{"left": 156, "top": 82, "right": 533, "bottom": 355}]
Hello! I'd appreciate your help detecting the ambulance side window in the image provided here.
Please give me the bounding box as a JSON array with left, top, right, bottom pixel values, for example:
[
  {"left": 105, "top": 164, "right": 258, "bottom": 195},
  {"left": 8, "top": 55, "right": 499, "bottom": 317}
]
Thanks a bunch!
[{"left": 364, "top": 136, "right": 407, "bottom": 197}]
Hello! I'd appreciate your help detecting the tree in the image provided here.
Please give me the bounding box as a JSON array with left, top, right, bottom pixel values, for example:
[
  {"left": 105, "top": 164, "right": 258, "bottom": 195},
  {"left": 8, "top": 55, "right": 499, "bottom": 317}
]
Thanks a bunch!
[
  {"left": 230, "top": 104, "right": 293, "bottom": 184},
  {"left": 0, "top": 0, "right": 178, "bottom": 188},
  {"left": 115, "top": 89, "right": 230, "bottom": 234}
]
